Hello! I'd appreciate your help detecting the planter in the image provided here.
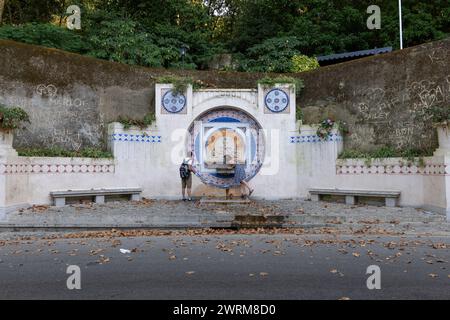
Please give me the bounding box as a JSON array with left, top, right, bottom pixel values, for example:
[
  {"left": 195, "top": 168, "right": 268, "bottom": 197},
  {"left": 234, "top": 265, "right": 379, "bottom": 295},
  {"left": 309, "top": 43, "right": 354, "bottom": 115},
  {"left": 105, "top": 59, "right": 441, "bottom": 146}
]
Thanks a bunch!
[
  {"left": 434, "top": 125, "right": 450, "bottom": 156},
  {"left": 0, "top": 129, "right": 18, "bottom": 158}
]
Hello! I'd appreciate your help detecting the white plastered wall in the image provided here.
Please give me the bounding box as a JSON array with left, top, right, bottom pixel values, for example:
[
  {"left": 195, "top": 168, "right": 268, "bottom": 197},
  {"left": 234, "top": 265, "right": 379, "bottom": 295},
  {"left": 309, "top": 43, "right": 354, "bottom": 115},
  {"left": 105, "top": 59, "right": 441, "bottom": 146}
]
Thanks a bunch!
[{"left": 0, "top": 84, "right": 449, "bottom": 221}]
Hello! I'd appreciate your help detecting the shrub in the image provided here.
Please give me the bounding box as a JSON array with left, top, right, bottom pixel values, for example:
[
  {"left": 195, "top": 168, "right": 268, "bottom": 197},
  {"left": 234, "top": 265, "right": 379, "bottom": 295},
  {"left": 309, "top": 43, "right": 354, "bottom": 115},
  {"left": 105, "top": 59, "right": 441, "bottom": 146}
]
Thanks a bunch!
[
  {"left": 0, "top": 23, "right": 88, "bottom": 53},
  {"left": 257, "top": 76, "right": 304, "bottom": 95},
  {"left": 291, "top": 55, "right": 320, "bottom": 73},
  {"left": 426, "top": 105, "right": 450, "bottom": 127},
  {"left": 0, "top": 105, "right": 30, "bottom": 131}
]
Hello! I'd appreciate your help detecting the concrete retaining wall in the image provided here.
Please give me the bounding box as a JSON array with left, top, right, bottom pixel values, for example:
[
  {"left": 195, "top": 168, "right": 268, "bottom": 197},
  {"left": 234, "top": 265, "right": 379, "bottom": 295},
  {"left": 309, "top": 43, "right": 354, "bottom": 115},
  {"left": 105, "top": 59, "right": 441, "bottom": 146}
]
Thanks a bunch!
[{"left": 1, "top": 38, "right": 449, "bottom": 152}]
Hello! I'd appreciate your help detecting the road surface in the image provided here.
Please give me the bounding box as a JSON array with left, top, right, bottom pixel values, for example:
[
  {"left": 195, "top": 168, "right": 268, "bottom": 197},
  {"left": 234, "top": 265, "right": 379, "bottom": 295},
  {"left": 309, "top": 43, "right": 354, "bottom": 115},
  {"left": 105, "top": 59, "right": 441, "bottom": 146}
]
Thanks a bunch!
[{"left": 0, "top": 232, "right": 449, "bottom": 299}]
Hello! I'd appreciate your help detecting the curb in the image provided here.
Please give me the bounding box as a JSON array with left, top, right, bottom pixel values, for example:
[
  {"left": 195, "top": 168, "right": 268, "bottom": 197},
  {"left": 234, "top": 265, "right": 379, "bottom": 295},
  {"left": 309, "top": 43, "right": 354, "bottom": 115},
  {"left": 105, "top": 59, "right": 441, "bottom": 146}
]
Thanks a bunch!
[{"left": 0, "top": 222, "right": 335, "bottom": 232}]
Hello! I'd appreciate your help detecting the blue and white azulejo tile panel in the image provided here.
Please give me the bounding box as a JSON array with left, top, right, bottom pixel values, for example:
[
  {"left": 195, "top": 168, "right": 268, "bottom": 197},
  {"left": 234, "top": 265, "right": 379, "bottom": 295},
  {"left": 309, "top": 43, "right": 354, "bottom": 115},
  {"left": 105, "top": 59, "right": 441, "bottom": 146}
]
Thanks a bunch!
[
  {"left": 289, "top": 133, "right": 342, "bottom": 144},
  {"left": 265, "top": 88, "right": 289, "bottom": 113},
  {"left": 111, "top": 133, "right": 162, "bottom": 143},
  {"left": 162, "top": 90, "right": 186, "bottom": 113}
]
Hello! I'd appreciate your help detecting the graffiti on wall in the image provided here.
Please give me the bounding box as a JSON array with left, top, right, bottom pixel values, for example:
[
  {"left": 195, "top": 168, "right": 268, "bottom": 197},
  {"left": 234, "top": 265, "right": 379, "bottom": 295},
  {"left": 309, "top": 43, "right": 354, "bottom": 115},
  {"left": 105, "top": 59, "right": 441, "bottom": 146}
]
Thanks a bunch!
[{"left": 348, "top": 74, "right": 450, "bottom": 151}]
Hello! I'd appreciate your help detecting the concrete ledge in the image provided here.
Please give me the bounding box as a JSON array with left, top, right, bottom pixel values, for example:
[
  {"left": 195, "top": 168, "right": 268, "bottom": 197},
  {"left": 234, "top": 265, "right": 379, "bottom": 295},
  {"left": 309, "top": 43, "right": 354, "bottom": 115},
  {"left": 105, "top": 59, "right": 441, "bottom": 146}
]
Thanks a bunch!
[
  {"left": 0, "top": 203, "right": 29, "bottom": 221},
  {"left": 0, "top": 222, "right": 340, "bottom": 232}
]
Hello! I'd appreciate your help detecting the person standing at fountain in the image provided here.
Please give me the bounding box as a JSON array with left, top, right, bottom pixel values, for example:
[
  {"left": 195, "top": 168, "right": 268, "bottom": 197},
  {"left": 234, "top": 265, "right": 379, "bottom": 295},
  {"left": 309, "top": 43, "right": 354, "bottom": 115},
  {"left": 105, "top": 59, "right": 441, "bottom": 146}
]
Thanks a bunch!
[
  {"left": 234, "top": 162, "right": 254, "bottom": 199},
  {"left": 180, "top": 152, "right": 196, "bottom": 201}
]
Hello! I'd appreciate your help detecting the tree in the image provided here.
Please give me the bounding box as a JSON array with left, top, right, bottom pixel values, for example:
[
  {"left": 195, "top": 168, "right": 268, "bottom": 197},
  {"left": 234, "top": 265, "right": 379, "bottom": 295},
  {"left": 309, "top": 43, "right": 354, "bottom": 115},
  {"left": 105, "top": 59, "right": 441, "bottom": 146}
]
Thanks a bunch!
[
  {"left": 0, "top": 0, "right": 5, "bottom": 25},
  {"left": 83, "top": 11, "right": 165, "bottom": 67},
  {"left": 237, "top": 36, "right": 301, "bottom": 72},
  {"left": 230, "top": 0, "right": 302, "bottom": 52},
  {"left": 0, "top": 0, "right": 448, "bottom": 71}
]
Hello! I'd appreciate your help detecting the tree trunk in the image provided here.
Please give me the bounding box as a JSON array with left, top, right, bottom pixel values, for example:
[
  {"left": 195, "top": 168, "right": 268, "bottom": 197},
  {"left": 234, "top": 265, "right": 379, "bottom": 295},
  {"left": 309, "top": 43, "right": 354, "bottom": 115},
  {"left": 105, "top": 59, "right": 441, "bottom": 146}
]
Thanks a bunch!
[{"left": 0, "top": 0, "right": 5, "bottom": 25}]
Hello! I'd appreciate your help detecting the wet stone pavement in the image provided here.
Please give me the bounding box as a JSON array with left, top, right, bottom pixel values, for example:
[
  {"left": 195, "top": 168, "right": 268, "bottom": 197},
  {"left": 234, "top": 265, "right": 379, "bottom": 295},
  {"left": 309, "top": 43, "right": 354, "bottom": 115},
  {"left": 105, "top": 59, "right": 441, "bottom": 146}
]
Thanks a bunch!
[{"left": 2, "top": 199, "right": 449, "bottom": 235}]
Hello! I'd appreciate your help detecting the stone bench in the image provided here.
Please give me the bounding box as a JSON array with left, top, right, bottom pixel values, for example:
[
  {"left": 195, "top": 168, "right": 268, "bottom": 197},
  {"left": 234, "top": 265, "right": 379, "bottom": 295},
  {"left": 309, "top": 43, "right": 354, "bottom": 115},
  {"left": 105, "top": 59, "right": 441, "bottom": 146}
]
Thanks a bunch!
[
  {"left": 50, "top": 188, "right": 142, "bottom": 206},
  {"left": 309, "top": 188, "right": 400, "bottom": 207}
]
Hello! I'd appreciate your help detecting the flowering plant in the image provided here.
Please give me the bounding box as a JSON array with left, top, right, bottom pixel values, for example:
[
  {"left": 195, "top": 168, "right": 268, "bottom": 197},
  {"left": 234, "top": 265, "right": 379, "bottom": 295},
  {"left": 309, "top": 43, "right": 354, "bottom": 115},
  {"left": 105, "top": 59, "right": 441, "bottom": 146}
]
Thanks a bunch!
[
  {"left": 316, "top": 118, "right": 348, "bottom": 140},
  {"left": 316, "top": 118, "right": 335, "bottom": 140}
]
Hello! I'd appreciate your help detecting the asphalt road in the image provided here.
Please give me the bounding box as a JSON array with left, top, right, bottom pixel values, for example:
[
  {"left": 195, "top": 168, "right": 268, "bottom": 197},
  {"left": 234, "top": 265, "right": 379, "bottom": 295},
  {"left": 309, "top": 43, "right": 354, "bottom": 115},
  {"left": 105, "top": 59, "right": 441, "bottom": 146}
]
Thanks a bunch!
[{"left": 0, "top": 232, "right": 449, "bottom": 299}]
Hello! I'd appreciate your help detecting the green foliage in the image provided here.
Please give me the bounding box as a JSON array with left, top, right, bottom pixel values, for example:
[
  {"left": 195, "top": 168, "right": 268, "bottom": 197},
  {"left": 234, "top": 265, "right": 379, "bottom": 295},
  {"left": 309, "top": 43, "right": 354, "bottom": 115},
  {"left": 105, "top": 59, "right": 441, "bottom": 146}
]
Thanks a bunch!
[
  {"left": 156, "top": 75, "right": 207, "bottom": 93},
  {"left": 117, "top": 112, "right": 156, "bottom": 130},
  {"left": 338, "top": 149, "right": 369, "bottom": 159},
  {"left": 83, "top": 12, "right": 165, "bottom": 67},
  {"left": 291, "top": 55, "right": 320, "bottom": 73},
  {"left": 229, "top": 0, "right": 450, "bottom": 56},
  {"left": 0, "top": 0, "right": 449, "bottom": 72},
  {"left": 238, "top": 36, "right": 301, "bottom": 73},
  {"left": 0, "top": 105, "right": 30, "bottom": 131},
  {"left": 229, "top": 0, "right": 302, "bottom": 53},
  {"left": 17, "top": 147, "right": 113, "bottom": 158},
  {"left": 156, "top": 75, "right": 193, "bottom": 94},
  {"left": 142, "top": 112, "right": 156, "bottom": 127},
  {"left": 257, "top": 76, "right": 304, "bottom": 95},
  {"left": 1, "top": 0, "right": 66, "bottom": 25},
  {"left": 339, "top": 147, "right": 433, "bottom": 161},
  {"left": 426, "top": 105, "right": 450, "bottom": 126},
  {"left": 296, "top": 105, "right": 304, "bottom": 122},
  {"left": 0, "top": 23, "right": 88, "bottom": 53}
]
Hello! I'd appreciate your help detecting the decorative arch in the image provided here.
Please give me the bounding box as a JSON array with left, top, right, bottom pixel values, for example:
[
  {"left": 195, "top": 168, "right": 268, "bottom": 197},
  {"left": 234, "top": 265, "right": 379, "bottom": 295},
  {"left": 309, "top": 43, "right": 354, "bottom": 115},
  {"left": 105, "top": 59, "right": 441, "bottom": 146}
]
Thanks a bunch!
[
  {"left": 192, "top": 95, "right": 258, "bottom": 122},
  {"left": 188, "top": 106, "right": 265, "bottom": 189}
]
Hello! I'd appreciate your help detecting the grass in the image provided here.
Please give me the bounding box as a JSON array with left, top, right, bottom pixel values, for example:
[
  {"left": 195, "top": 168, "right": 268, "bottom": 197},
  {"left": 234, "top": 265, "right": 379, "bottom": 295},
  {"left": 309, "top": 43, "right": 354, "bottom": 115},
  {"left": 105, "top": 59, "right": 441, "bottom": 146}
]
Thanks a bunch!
[
  {"left": 339, "top": 146, "right": 432, "bottom": 159},
  {"left": 116, "top": 112, "right": 156, "bottom": 129},
  {"left": 17, "top": 147, "right": 113, "bottom": 158},
  {"left": 338, "top": 146, "right": 432, "bottom": 166}
]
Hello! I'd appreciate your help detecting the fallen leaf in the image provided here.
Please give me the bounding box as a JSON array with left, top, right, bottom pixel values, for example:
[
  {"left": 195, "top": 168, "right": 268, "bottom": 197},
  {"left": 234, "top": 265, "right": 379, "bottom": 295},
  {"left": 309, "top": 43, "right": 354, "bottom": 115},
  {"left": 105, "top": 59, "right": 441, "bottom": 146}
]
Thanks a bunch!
[
  {"left": 97, "top": 255, "right": 110, "bottom": 264},
  {"left": 429, "top": 273, "right": 438, "bottom": 278},
  {"left": 352, "top": 252, "right": 360, "bottom": 257},
  {"left": 90, "top": 249, "right": 104, "bottom": 256}
]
